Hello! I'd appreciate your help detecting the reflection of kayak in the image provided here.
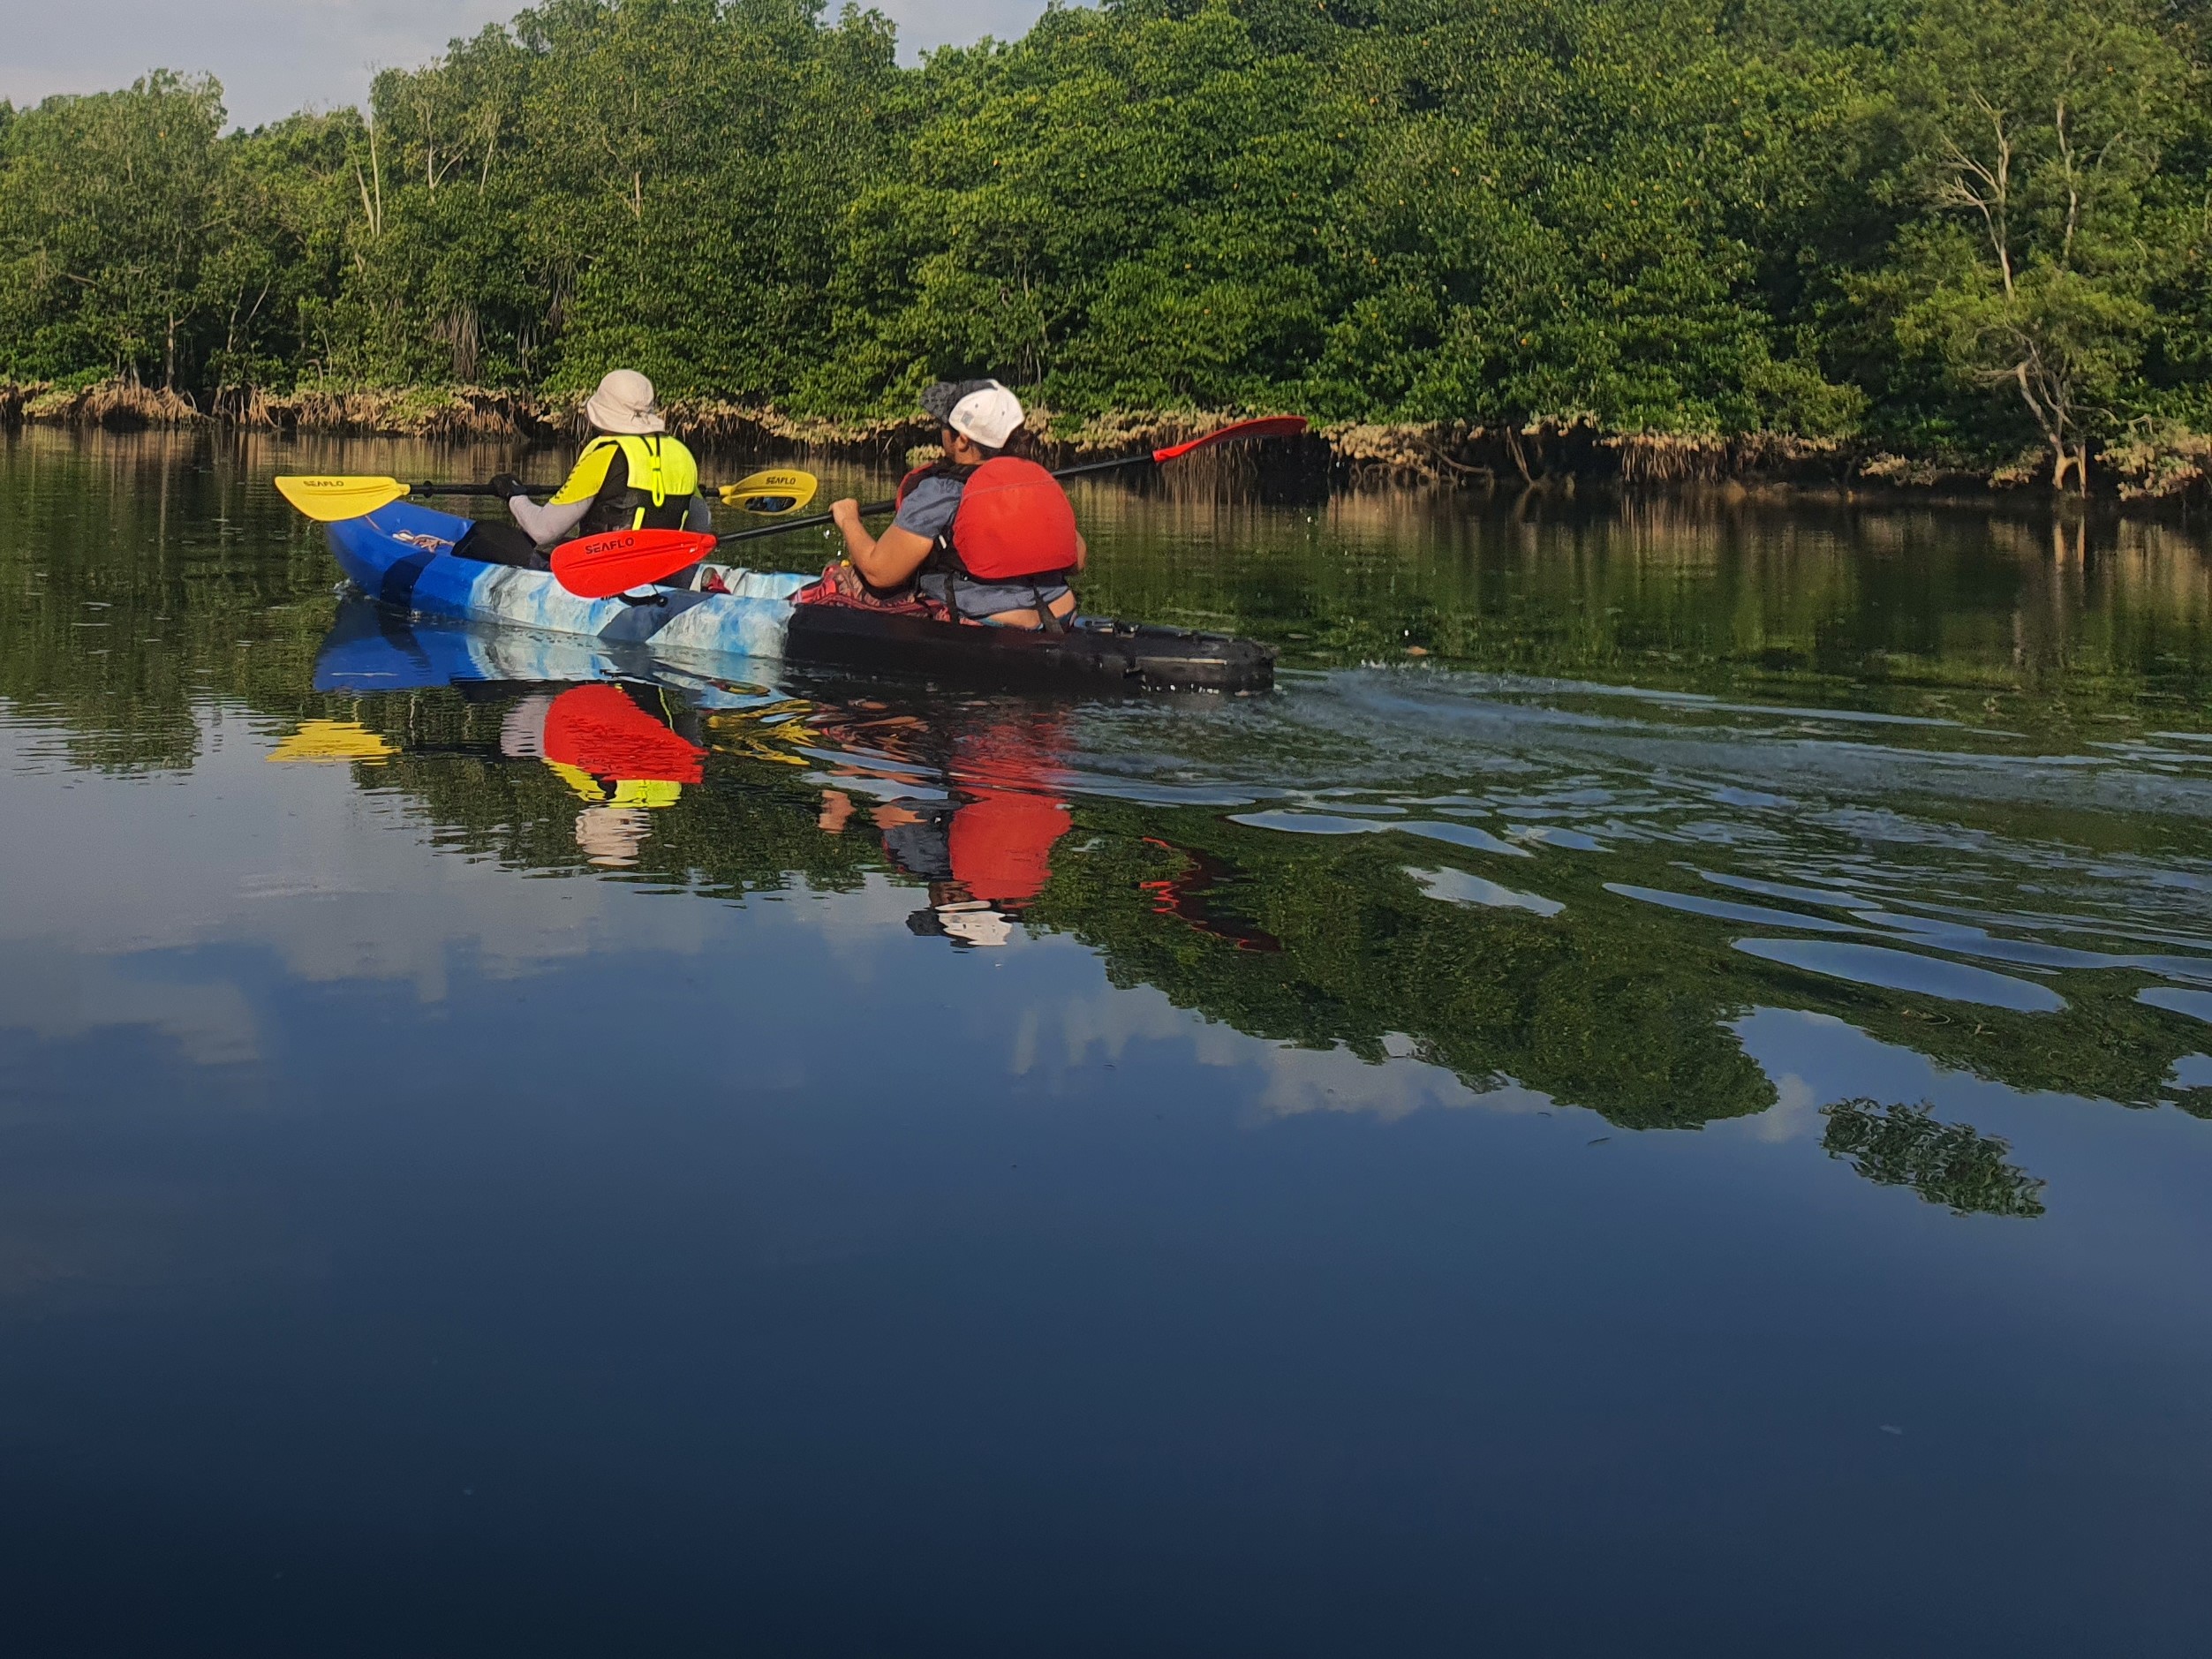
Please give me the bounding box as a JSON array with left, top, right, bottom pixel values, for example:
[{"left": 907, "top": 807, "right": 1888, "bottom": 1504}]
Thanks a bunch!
[
  {"left": 313, "top": 593, "right": 780, "bottom": 710},
  {"left": 328, "top": 502, "right": 1275, "bottom": 692}
]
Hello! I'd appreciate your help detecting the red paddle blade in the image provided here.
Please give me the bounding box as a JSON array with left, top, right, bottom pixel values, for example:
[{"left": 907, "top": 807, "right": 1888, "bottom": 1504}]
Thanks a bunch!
[
  {"left": 1151, "top": 415, "right": 1309, "bottom": 464},
  {"left": 550, "top": 529, "right": 718, "bottom": 599}
]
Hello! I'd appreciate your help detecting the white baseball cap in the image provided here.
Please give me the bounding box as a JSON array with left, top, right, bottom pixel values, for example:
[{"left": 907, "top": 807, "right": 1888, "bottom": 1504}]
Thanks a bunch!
[{"left": 945, "top": 381, "right": 1025, "bottom": 449}]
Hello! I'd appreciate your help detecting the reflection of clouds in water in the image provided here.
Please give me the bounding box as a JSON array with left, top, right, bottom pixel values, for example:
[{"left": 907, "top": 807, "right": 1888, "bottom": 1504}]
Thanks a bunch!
[
  {"left": 1749, "top": 1072, "right": 1823, "bottom": 1144},
  {"left": 0, "top": 948, "right": 260, "bottom": 1067},
  {"left": 0, "top": 710, "right": 729, "bottom": 1048},
  {"left": 2168, "top": 1053, "right": 2212, "bottom": 1090},
  {"left": 807, "top": 873, "right": 954, "bottom": 988},
  {"left": 1409, "top": 865, "right": 1563, "bottom": 916},
  {"left": 1248, "top": 1041, "right": 1550, "bottom": 1124},
  {"left": 1009, "top": 980, "right": 1249, "bottom": 1077},
  {"left": 1012, "top": 979, "right": 1551, "bottom": 1122}
]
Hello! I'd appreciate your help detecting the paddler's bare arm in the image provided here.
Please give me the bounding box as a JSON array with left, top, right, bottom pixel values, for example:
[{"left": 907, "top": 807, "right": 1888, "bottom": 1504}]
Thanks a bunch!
[{"left": 830, "top": 499, "right": 933, "bottom": 588}]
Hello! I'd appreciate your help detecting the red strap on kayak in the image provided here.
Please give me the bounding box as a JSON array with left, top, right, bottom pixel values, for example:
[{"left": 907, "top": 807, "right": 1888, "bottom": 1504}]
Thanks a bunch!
[{"left": 549, "top": 528, "right": 717, "bottom": 599}]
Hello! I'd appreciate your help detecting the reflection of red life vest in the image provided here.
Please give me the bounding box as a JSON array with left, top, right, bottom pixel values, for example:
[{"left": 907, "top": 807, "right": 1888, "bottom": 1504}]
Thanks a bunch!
[
  {"left": 949, "top": 790, "right": 1068, "bottom": 905},
  {"left": 541, "top": 684, "right": 703, "bottom": 784},
  {"left": 898, "top": 457, "right": 1079, "bottom": 580},
  {"left": 944, "top": 717, "right": 1069, "bottom": 904}
]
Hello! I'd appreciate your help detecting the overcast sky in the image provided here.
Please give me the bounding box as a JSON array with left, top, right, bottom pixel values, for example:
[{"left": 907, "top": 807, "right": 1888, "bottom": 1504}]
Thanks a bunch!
[{"left": 0, "top": 0, "right": 1053, "bottom": 129}]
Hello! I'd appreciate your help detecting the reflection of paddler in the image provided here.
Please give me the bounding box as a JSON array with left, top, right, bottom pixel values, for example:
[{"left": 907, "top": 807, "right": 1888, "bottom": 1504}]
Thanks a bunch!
[
  {"left": 499, "top": 682, "right": 705, "bottom": 866},
  {"left": 866, "top": 716, "right": 1072, "bottom": 946}
]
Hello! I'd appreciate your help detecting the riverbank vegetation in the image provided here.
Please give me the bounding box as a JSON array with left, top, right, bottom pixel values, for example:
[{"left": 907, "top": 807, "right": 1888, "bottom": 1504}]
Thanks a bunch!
[{"left": 3, "top": 0, "right": 2210, "bottom": 494}]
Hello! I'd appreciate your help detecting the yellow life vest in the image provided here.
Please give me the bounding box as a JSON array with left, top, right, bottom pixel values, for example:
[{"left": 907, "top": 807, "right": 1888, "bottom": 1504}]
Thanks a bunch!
[{"left": 551, "top": 434, "right": 701, "bottom": 532}]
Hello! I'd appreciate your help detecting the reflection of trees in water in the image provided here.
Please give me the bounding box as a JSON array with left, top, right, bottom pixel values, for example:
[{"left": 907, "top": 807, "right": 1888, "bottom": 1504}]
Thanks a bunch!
[
  {"left": 1031, "top": 816, "right": 1780, "bottom": 1132},
  {"left": 1821, "top": 1098, "right": 2047, "bottom": 1219},
  {"left": 1079, "top": 490, "right": 2212, "bottom": 726},
  {"left": 112, "top": 666, "right": 2212, "bottom": 1139},
  {"left": 8, "top": 434, "right": 2212, "bottom": 1142},
  {"left": 1027, "top": 806, "right": 2205, "bottom": 1131}
]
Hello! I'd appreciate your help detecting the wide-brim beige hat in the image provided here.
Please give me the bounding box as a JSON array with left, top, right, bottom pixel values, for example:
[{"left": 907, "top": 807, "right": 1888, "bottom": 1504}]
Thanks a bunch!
[{"left": 585, "top": 368, "right": 665, "bottom": 434}]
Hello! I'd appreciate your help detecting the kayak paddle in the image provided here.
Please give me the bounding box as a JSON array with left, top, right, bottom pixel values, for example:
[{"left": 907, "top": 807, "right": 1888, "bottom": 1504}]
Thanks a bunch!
[
  {"left": 548, "top": 414, "right": 1313, "bottom": 592},
  {"left": 543, "top": 469, "right": 822, "bottom": 598},
  {"left": 550, "top": 528, "right": 721, "bottom": 600},
  {"left": 275, "top": 468, "right": 819, "bottom": 524}
]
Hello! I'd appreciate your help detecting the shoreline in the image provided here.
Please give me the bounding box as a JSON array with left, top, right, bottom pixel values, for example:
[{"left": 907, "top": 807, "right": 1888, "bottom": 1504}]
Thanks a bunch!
[{"left": 3, "top": 377, "right": 2204, "bottom": 509}]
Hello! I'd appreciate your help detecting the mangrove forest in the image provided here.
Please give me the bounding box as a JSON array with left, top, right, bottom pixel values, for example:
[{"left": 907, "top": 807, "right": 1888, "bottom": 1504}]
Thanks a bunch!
[{"left": 4, "top": 0, "right": 2212, "bottom": 490}]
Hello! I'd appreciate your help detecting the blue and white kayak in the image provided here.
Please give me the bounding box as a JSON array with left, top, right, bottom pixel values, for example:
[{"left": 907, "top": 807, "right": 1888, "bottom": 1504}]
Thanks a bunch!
[
  {"left": 328, "top": 501, "right": 806, "bottom": 660},
  {"left": 327, "top": 501, "right": 1274, "bottom": 693}
]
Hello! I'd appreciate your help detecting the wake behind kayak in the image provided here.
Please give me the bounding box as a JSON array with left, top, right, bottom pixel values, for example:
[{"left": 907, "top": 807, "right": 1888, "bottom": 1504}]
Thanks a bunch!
[{"left": 326, "top": 501, "right": 1274, "bottom": 694}]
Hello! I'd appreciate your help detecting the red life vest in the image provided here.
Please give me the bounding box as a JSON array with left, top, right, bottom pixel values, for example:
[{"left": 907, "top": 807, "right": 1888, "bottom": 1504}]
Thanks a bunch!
[{"left": 897, "top": 456, "right": 1079, "bottom": 581}]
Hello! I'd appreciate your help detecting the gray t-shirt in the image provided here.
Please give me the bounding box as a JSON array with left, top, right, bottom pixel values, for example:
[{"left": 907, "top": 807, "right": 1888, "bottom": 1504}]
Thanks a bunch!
[
  {"left": 891, "top": 473, "right": 964, "bottom": 541},
  {"left": 891, "top": 468, "right": 1074, "bottom": 620}
]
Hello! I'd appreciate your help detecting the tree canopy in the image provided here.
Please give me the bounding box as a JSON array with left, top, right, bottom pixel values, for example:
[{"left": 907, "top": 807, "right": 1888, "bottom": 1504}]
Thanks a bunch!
[{"left": 3, "top": 0, "right": 2208, "bottom": 480}]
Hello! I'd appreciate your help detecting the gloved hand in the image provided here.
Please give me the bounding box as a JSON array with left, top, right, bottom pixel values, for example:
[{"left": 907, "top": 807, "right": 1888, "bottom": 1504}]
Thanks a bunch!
[{"left": 487, "top": 471, "right": 526, "bottom": 501}]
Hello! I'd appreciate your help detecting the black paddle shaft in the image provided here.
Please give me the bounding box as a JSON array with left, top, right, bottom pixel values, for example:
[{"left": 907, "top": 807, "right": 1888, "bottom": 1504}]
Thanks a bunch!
[
  {"left": 410, "top": 480, "right": 762, "bottom": 497},
  {"left": 418, "top": 447, "right": 1166, "bottom": 545},
  {"left": 706, "top": 451, "right": 1158, "bottom": 551}
]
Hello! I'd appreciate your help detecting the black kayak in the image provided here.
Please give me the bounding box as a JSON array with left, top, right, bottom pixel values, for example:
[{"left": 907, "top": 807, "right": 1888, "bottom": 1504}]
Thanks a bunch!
[{"left": 783, "top": 603, "right": 1273, "bottom": 692}]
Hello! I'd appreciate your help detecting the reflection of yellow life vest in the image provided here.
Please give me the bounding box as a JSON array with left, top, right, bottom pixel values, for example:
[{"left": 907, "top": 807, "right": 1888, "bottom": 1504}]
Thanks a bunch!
[
  {"left": 545, "top": 760, "right": 683, "bottom": 810},
  {"left": 551, "top": 434, "right": 700, "bottom": 533}
]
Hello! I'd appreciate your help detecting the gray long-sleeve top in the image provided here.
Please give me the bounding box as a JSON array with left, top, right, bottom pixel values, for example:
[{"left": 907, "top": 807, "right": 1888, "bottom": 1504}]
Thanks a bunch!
[{"left": 507, "top": 490, "right": 714, "bottom": 547}]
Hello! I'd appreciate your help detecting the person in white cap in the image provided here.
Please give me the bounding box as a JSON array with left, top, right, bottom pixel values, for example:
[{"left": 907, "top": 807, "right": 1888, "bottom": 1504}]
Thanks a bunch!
[
  {"left": 826, "top": 379, "right": 1085, "bottom": 630},
  {"left": 465, "top": 369, "right": 713, "bottom": 570}
]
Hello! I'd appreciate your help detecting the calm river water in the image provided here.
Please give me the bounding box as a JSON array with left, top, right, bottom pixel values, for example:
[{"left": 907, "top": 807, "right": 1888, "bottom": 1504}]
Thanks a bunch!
[{"left": 4, "top": 428, "right": 2211, "bottom": 1654}]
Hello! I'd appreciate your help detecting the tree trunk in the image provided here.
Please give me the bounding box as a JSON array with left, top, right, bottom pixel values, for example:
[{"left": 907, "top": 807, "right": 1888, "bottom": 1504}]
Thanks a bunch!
[{"left": 1502, "top": 425, "right": 1543, "bottom": 486}]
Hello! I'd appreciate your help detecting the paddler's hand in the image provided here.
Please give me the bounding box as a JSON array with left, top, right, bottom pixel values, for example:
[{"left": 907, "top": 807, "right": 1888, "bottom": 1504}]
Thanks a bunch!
[
  {"left": 488, "top": 471, "right": 526, "bottom": 503},
  {"left": 828, "top": 497, "right": 878, "bottom": 568}
]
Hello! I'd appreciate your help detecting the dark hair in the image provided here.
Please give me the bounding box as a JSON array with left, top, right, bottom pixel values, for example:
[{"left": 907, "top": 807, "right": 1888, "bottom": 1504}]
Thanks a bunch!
[{"left": 919, "top": 378, "right": 999, "bottom": 426}]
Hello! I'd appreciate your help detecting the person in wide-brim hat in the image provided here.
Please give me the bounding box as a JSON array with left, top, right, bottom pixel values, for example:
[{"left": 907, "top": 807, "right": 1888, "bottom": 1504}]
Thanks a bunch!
[
  {"left": 583, "top": 367, "right": 667, "bottom": 435},
  {"left": 461, "top": 370, "right": 710, "bottom": 575}
]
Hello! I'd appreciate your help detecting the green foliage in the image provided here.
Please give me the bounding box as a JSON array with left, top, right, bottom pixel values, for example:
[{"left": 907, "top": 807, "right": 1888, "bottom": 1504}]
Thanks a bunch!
[
  {"left": 1875, "top": 0, "right": 2201, "bottom": 479},
  {"left": 1821, "top": 1097, "right": 2048, "bottom": 1215},
  {"left": 0, "top": 0, "right": 2208, "bottom": 464},
  {"left": 0, "top": 73, "right": 229, "bottom": 388}
]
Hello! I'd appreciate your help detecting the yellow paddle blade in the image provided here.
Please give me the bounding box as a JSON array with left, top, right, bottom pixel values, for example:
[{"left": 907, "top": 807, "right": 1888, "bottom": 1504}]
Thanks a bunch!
[
  {"left": 720, "top": 468, "right": 818, "bottom": 515},
  {"left": 275, "top": 475, "right": 411, "bottom": 522}
]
